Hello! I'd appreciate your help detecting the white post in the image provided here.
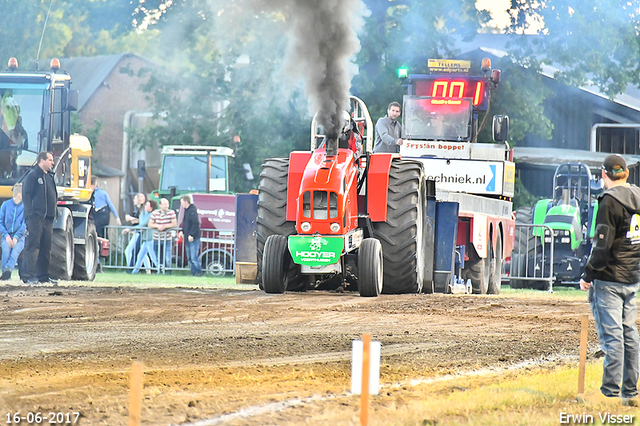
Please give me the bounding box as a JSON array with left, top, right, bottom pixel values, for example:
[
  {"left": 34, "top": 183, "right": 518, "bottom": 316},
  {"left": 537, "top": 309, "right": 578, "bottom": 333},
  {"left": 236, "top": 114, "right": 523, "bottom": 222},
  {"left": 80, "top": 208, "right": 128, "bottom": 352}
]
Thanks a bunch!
[{"left": 351, "top": 338, "right": 381, "bottom": 395}]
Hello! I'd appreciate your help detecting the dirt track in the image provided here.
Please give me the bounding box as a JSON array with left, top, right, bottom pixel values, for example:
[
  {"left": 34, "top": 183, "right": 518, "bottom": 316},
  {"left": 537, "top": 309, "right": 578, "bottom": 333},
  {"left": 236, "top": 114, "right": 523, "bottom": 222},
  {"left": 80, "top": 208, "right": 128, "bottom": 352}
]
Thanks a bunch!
[{"left": 0, "top": 283, "right": 596, "bottom": 425}]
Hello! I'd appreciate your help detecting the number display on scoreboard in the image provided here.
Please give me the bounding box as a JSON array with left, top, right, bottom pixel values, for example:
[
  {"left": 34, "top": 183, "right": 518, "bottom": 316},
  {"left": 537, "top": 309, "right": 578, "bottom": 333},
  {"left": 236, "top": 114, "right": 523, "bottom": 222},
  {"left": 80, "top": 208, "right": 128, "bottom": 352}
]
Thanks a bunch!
[{"left": 414, "top": 77, "right": 488, "bottom": 109}]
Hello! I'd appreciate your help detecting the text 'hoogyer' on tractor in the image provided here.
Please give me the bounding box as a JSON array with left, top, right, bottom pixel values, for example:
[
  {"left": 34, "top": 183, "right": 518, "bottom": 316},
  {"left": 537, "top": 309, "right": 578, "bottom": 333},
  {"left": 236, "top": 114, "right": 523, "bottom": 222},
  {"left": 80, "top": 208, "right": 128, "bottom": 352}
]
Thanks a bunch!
[
  {"left": 256, "top": 96, "right": 429, "bottom": 297},
  {"left": 511, "top": 162, "right": 603, "bottom": 289}
]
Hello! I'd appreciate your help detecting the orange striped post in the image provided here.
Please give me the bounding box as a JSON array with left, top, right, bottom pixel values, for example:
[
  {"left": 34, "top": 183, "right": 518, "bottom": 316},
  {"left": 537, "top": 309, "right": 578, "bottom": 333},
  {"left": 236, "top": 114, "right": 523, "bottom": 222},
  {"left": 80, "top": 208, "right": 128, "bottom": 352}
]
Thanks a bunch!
[
  {"left": 578, "top": 315, "right": 588, "bottom": 394},
  {"left": 360, "top": 334, "right": 371, "bottom": 426},
  {"left": 129, "top": 361, "right": 144, "bottom": 426}
]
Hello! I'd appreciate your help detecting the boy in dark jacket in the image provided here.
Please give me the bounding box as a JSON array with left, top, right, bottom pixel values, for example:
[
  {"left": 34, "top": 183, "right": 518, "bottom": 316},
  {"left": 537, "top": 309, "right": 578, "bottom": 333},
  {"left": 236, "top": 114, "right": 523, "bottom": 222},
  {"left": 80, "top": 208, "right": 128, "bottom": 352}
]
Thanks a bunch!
[
  {"left": 180, "top": 195, "right": 202, "bottom": 276},
  {"left": 0, "top": 183, "right": 26, "bottom": 280},
  {"left": 579, "top": 154, "right": 640, "bottom": 407}
]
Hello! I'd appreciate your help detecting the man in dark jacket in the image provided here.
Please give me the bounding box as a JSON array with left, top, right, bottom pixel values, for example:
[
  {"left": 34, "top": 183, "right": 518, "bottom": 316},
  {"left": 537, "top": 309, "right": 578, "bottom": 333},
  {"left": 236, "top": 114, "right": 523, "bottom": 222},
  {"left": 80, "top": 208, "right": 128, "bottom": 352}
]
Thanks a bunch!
[
  {"left": 579, "top": 154, "right": 640, "bottom": 407},
  {"left": 20, "top": 151, "right": 58, "bottom": 284},
  {"left": 179, "top": 195, "right": 202, "bottom": 276}
]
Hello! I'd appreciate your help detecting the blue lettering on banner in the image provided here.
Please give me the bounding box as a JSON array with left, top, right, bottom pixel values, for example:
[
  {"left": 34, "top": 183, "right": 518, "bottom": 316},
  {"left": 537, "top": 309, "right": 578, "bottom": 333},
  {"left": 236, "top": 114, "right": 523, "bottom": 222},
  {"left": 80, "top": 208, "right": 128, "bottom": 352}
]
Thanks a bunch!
[{"left": 486, "top": 165, "right": 496, "bottom": 192}]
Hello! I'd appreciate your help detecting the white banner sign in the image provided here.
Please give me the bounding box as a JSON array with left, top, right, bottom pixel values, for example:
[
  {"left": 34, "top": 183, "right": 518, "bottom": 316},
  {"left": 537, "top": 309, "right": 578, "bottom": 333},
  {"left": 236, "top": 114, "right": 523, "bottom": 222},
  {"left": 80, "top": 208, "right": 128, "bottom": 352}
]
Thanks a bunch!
[
  {"left": 417, "top": 158, "right": 505, "bottom": 195},
  {"left": 400, "top": 141, "right": 471, "bottom": 159}
]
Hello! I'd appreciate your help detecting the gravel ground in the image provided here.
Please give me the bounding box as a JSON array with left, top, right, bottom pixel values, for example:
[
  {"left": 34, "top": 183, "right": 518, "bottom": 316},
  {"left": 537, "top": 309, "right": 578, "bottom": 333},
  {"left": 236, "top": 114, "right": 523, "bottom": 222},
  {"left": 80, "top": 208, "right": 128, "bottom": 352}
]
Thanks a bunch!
[{"left": 0, "top": 284, "right": 596, "bottom": 425}]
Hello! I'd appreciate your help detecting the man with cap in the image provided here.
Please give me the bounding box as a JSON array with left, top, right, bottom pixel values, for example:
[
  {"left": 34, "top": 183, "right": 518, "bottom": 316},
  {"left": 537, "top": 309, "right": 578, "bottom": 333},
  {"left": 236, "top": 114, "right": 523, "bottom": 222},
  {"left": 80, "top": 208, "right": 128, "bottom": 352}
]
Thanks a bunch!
[{"left": 579, "top": 154, "right": 640, "bottom": 407}]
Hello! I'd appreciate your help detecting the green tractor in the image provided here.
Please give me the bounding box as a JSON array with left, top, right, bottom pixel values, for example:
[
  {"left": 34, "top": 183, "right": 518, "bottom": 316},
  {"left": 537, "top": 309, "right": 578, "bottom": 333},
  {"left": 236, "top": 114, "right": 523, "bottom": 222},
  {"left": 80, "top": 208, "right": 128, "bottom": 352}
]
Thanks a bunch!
[{"left": 512, "top": 162, "right": 603, "bottom": 289}]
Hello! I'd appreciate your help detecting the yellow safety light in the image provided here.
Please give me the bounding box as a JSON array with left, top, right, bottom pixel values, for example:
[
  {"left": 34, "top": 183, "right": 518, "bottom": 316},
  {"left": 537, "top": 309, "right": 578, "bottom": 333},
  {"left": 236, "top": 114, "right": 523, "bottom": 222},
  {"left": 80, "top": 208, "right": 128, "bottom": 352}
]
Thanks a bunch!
[
  {"left": 481, "top": 58, "right": 491, "bottom": 72},
  {"left": 50, "top": 58, "right": 61, "bottom": 71}
]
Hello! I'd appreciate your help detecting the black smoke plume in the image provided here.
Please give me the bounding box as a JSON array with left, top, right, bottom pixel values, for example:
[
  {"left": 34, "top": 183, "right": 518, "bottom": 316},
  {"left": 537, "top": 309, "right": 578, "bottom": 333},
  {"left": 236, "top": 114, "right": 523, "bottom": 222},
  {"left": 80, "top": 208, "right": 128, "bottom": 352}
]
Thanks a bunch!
[{"left": 258, "top": 0, "right": 365, "bottom": 142}]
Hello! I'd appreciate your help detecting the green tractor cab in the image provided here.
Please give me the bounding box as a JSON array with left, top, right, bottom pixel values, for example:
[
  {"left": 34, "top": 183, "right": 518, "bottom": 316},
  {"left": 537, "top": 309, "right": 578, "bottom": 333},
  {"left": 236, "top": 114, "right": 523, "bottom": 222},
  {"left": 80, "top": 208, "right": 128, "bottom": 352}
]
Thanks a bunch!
[
  {"left": 514, "top": 162, "right": 603, "bottom": 287},
  {"left": 149, "top": 145, "right": 236, "bottom": 212},
  {"left": 533, "top": 200, "right": 583, "bottom": 250}
]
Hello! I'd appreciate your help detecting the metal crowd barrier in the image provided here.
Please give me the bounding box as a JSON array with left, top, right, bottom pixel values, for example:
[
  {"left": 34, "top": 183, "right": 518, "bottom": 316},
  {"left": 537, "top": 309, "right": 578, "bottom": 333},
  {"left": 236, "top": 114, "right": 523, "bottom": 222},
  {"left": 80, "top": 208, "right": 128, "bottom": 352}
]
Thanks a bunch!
[
  {"left": 507, "top": 224, "right": 555, "bottom": 292},
  {"left": 101, "top": 225, "right": 235, "bottom": 275}
]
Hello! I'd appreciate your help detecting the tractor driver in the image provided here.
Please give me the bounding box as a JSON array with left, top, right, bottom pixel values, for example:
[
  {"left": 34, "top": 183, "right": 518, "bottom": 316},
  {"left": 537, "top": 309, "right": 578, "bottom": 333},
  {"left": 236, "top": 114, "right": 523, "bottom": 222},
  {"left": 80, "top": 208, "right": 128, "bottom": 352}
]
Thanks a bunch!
[
  {"left": 423, "top": 111, "right": 461, "bottom": 139},
  {"left": 0, "top": 90, "right": 27, "bottom": 148},
  {"left": 0, "top": 90, "right": 27, "bottom": 179},
  {"left": 318, "top": 115, "right": 363, "bottom": 161},
  {"left": 338, "top": 116, "right": 362, "bottom": 160}
]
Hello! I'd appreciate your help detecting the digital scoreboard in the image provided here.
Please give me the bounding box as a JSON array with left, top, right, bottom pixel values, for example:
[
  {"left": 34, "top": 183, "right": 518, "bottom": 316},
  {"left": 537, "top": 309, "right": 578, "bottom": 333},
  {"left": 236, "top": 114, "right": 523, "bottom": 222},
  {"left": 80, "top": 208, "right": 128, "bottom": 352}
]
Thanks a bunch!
[
  {"left": 412, "top": 77, "right": 488, "bottom": 109},
  {"left": 403, "top": 59, "right": 493, "bottom": 111}
]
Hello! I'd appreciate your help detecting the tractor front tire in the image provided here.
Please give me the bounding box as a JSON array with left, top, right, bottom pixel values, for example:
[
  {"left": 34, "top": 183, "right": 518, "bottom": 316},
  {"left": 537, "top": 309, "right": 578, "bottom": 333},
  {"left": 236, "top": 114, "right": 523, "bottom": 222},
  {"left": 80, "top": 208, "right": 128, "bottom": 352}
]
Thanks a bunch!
[
  {"left": 358, "top": 238, "right": 383, "bottom": 297},
  {"left": 49, "top": 215, "right": 74, "bottom": 281},
  {"left": 372, "top": 159, "right": 425, "bottom": 294},
  {"left": 262, "top": 235, "right": 289, "bottom": 294},
  {"left": 72, "top": 221, "right": 99, "bottom": 281},
  {"left": 256, "top": 158, "right": 306, "bottom": 291}
]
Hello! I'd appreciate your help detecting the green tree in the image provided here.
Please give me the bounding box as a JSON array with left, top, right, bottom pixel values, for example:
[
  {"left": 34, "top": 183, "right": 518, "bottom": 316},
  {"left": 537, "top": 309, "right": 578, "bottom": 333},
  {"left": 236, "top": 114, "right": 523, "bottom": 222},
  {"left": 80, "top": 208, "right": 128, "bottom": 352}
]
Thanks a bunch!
[
  {"left": 354, "top": 0, "right": 491, "bottom": 120},
  {"left": 0, "top": 0, "right": 159, "bottom": 67},
  {"left": 507, "top": 0, "right": 640, "bottom": 98},
  {"left": 118, "top": 0, "right": 640, "bottom": 175},
  {"left": 71, "top": 114, "right": 103, "bottom": 151},
  {"left": 127, "top": 1, "right": 313, "bottom": 192}
]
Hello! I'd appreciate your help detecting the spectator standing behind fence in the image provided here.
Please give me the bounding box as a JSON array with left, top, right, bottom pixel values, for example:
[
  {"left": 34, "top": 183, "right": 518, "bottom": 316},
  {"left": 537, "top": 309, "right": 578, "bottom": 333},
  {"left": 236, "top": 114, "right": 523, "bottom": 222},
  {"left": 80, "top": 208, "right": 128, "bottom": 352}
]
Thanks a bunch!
[
  {"left": 131, "top": 199, "right": 158, "bottom": 274},
  {"left": 123, "top": 199, "right": 153, "bottom": 268},
  {"left": 21, "top": 151, "right": 57, "bottom": 284},
  {"left": 179, "top": 195, "right": 202, "bottom": 276},
  {"left": 91, "top": 176, "right": 121, "bottom": 238},
  {"left": 0, "top": 183, "right": 25, "bottom": 280},
  {"left": 149, "top": 198, "right": 177, "bottom": 273},
  {"left": 125, "top": 192, "right": 147, "bottom": 225},
  {"left": 579, "top": 154, "right": 640, "bottom": 407},
  {"left": 122, "top": 192, "right": 147, "bottom": 266}
]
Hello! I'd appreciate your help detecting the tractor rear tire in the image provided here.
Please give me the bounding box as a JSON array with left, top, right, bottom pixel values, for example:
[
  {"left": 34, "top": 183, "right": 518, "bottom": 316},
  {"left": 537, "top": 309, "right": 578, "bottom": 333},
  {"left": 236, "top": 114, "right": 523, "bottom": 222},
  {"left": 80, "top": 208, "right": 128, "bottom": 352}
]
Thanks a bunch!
[
  {"left": 262, "top": 235, "right": 289, "bottom": 294},
  {"left": 372, "top": 159, "right": 425, "bottom": 294},
  {"left": 72, "top": 221, "right": 98, "bottom": 281},
  {"left": 488, "top": 229, "right": 503, "bottom": 294},
  {"left": 256, "top": 158, "right": 306, "bottom": 291},
  {"left": 49, "top": 215, "right": 75, "bottom": 281},
  {"left": 358, "top": 238, "right": 383, "bottom": 297}
]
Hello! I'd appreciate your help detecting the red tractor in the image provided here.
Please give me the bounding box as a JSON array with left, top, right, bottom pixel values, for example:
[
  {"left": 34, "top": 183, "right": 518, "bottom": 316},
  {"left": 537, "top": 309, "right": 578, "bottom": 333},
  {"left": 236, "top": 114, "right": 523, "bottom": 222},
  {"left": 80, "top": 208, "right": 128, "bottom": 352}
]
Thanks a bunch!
[{"left": 257, "top": 97, "right": 429, "bottom": 296}]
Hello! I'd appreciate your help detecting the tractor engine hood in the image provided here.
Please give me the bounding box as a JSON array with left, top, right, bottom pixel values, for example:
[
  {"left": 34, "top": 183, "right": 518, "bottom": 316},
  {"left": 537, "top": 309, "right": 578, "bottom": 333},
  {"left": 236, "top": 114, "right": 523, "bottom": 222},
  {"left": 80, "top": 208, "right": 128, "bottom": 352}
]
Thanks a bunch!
[
  {"left": 301, "top": 147, "right": 355, "bottom": 191},
  {"left": 293, "top": 147, "right": 358, "bottom": 235}
]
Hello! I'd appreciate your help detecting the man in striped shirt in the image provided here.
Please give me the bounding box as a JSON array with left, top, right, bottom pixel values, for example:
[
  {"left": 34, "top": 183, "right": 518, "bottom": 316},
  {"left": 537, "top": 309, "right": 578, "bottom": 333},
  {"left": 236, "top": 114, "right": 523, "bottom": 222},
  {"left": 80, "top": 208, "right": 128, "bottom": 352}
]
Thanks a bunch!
[{"left": 149, "top": 198, "right": 177, "bottom": 273}]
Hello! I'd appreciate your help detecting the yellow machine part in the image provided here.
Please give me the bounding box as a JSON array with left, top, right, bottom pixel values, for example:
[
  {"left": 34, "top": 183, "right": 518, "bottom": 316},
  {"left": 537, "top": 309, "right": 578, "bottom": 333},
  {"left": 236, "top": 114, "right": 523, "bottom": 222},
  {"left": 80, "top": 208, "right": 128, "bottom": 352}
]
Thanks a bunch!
[
  {"left": 0, "top": 184, "right": 12, "bottom": 200},
  {"left": 57, "top": 134, "right": 94, "bottom": 203},
  {"left": 0, "top": 135, "right": 93, "bottom": 202}
]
